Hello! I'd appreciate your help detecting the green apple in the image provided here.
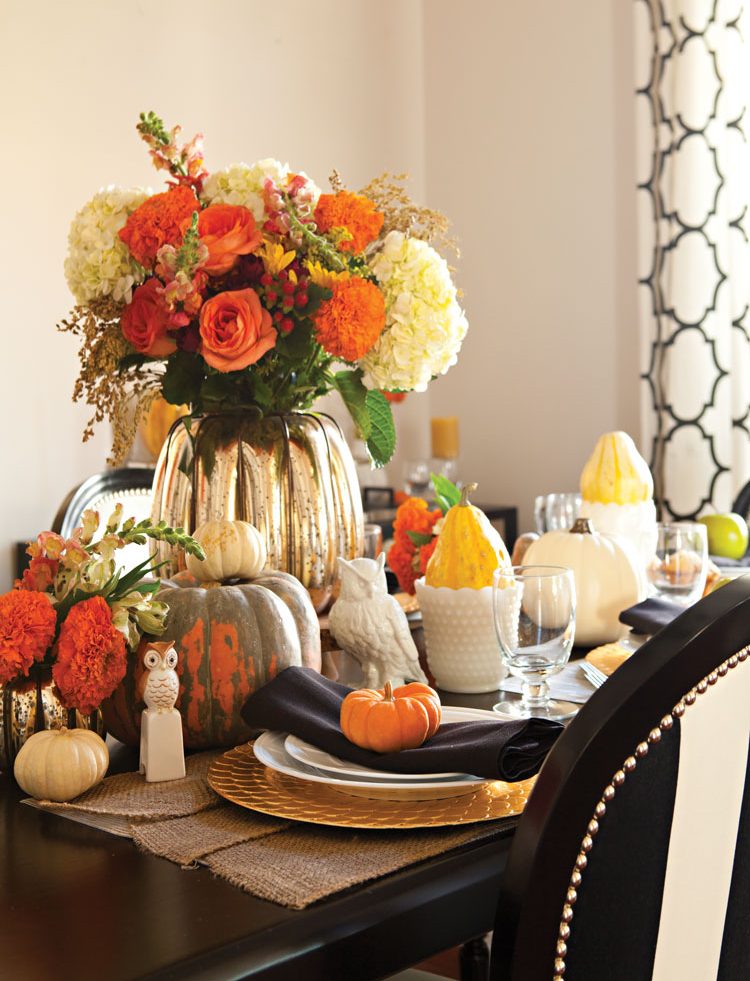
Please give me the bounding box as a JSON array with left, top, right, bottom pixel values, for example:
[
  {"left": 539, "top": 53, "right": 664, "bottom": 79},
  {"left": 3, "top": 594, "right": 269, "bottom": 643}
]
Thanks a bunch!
[{"left": 698, "top": 513, "right": 749, "bottom": 560}]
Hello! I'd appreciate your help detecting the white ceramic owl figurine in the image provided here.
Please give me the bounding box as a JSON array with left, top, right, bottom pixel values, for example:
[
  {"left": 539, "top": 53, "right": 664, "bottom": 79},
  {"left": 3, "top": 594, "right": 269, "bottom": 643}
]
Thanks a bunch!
[
  {"left": 139, "top": 642, "right": 185, "bottom": 783},
  {"left": 329, "top": 554, "right": 428, "bottom": 688}
]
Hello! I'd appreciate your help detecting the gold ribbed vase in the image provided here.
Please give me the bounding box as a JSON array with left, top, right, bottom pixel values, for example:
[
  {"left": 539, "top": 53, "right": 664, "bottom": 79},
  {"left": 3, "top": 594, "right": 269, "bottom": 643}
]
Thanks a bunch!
[
  {"left": 150, "top": 411, "right": 365, "bottom": 611},
  {"left": 0, "top": 667, "right": 105, "bottom": 772}
]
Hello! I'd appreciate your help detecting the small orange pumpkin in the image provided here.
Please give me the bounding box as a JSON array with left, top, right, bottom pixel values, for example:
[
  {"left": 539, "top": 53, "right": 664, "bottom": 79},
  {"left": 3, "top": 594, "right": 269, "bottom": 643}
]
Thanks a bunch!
[{"left": 340, "top": 681, "right": 442, "bottom": 753}]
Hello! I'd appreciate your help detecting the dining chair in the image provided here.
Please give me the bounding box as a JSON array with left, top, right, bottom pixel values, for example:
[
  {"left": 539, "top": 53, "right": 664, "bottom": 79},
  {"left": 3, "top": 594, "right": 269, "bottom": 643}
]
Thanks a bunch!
[{"left": 394, "top": 574, "right": 750, "bottom": 981}]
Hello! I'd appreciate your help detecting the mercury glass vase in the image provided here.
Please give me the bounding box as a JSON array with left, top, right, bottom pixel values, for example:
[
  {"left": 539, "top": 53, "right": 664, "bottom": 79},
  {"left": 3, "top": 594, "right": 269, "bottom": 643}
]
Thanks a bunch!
[
  {"left": 0, "top": 667, "right": 105, "bottom": 772},
  {"left": 150, "top": 411, "right": 365, "bottom": 611}
]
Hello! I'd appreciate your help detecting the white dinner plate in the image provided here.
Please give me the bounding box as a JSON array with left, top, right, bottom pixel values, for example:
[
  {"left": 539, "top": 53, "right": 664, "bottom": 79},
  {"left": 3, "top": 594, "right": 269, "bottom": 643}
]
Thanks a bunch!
[
  {"left": 252, "top": 731, "right": 490, "bottom": 800},
  {"left": 283, "top": 705, "right": 507, "bottom": 782}
]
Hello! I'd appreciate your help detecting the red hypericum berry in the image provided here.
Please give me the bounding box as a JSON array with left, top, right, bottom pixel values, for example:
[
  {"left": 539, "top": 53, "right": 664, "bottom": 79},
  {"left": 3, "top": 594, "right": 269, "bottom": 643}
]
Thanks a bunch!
[
  {"left": 266, "top": 291, "right": 278, "bottom": 305},
  {"left": 282, "top": 281, "right": 295, "bottom": 295},
  {"left": 278, "top": 270, "right": 288, "bottom": 281},
  {"left": 273, "top": 311, "right": 283, "bottom": 323},
  {"left": 260, "top": 273, "right": 273, "bottom": 286},
  {"left": 295, "top": 293, "right": 308, "bottom": 307},
  {"left": 281, "top": 317, "right": 294, "bottom": 333},
  {"left": 282, "top": 298, "right": 293, "bottom": 311}
]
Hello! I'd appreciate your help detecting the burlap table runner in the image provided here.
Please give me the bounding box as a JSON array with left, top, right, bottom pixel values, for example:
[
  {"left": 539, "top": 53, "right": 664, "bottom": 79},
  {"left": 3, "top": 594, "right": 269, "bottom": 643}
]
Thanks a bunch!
[{"left": 32, "top": 751, "right": 515, "bottom": 909}]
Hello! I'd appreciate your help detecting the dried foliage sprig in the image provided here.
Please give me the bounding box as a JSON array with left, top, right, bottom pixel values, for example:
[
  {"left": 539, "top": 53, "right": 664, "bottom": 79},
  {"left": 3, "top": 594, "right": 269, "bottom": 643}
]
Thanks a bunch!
[{"left": 358, "top": 172, "right": 457, "bottom": 255}]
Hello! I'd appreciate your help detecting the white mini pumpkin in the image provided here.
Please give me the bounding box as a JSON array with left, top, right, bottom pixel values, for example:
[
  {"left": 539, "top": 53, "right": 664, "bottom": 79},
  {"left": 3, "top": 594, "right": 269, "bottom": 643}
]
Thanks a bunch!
[
  {"left": 523, "top": 518, "right": 647, "bottom": 646},
  {"left": 186, "top": 518, "right": 267, "bottom": 582},
  {"left": 14, "top": 728, "right": 109, "bottom": 802}
]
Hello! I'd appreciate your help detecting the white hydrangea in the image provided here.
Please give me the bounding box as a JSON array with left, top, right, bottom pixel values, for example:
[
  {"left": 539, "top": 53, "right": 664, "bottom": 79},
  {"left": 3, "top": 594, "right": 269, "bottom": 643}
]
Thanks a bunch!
[
  {"left": 361, "top": 231, "right": 468, "bottom": 392},
  {"left": 64, "top": 186, "right": 150, "bottom": 305},
  {"left": 202, "top": 159, "right": 321, "bottom": 222}
]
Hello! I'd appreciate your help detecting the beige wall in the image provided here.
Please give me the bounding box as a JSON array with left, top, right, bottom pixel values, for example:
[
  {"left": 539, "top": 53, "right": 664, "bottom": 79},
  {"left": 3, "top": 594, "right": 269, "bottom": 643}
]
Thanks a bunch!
[
  {"left": 0, "top": 0, "right": 638, "bottom": 588},
  {"left": 423, "top": 0, "right": 639, "bottom": 534}
]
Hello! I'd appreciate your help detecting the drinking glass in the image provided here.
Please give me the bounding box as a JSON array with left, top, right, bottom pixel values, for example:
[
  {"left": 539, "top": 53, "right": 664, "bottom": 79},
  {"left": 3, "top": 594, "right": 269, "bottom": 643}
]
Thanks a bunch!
[
  {"left": 363, "top": 523, "right": 383, "bottom": 559},
  {"left": 646, "top": 522, "right": 708, "bottom": 606},
  {"left": 534, "top": 493, "right": 582, "bottom": 534},
  {"left": 403, "top": 459, "right": 431, "bottom": 498},
  {"left": 492, "top": 565, "right": 577, "bottom": 720}
]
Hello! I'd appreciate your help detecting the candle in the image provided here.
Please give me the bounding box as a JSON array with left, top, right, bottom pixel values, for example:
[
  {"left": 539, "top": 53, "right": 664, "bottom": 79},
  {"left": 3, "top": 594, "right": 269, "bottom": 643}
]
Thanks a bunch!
[{"left": 431, "top": 417, "right": 459, "bottom": 459}]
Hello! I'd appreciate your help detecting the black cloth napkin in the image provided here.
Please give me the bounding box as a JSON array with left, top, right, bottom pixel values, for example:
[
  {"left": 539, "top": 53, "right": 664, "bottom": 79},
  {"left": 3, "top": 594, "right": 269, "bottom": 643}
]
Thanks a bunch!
[
  {"left": 619, "top": 597, "right": 684, "bottom": 636},
  {"left": 241, "top": 666, "right": 563, "bottom": 782}
]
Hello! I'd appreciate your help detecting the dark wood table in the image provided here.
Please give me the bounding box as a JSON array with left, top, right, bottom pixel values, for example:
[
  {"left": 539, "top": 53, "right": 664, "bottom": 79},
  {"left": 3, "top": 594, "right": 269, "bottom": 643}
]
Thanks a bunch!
[{"left": 0, "top": 688, "right": 520, "bottom": 981}]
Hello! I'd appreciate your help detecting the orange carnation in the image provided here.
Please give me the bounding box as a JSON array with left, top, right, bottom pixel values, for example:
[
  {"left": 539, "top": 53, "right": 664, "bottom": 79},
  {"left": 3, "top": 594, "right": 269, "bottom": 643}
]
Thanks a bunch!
[
  {"left": 314, "top": 191, "right": 384, "bottom": 254},
  {"left": 0, "top": 591, "right": 57, "bottom": 685},
  {"left": 197, "top": 204, "right": 262, "bottom": 276},
  {"left": 53, "top": 596, "right": 127, "bottom": 714},
  {"left": 314, "top": 277, "right": 385, "bottom": 361},
  {"left": 119, "top": 185, "right": 198, "bottom": 268},
  {"left": 199, "top": 288, "right": 276, "bottom": 372}
]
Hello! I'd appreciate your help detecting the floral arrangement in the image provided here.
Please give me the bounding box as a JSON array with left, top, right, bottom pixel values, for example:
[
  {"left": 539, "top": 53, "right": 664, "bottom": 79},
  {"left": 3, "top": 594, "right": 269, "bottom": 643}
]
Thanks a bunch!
[
  {"left": 0, "top": 508, "right": 202, "bottom": 713},
  {"left": 388, "top": 475, "right": 461, "bottom": 593},
  {"left": 61, "top": 112, "right": 468, "bottom": 466}
]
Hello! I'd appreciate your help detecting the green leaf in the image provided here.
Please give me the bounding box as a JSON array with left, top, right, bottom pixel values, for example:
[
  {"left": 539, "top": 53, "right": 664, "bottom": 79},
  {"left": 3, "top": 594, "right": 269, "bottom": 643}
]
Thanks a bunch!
[
  {"left": 365, "top": 390, "right": 396, "bottom": 467},
  {"left": 162, "top": 351, "right": 204, "bottom": 406},
  {"left": 333, "top": 369, "right": 371, "bottom": 439},
  {"left": 407, "top": 530, "right": 433, "bottom": 547},
  {"left": 431, "top": 473, "right": 462, "bottom": 514}
]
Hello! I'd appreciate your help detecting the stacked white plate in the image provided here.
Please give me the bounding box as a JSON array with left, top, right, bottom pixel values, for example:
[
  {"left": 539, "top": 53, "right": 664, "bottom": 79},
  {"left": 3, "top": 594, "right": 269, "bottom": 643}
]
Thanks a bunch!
[{"left": 253, "top": 705, "right": 508, "bottom": 801}]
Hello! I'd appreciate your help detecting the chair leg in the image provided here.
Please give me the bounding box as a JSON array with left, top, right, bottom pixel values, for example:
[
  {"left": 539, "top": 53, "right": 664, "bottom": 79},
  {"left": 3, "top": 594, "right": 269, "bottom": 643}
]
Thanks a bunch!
[{"left": 459, "top": 936, "right": 490, "bottom": 981}]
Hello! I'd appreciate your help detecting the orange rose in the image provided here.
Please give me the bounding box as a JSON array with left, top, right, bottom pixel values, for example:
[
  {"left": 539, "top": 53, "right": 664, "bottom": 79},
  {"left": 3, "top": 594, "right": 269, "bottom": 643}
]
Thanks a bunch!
[
  {"left": 199, "top": 288, "right": 276, "bottom": 372},
  {"left": 121, "top": 278, "right": 176, "bottom": 357},
  {"left": 197, "top": 204, "right": 263, "bottom": 276}
]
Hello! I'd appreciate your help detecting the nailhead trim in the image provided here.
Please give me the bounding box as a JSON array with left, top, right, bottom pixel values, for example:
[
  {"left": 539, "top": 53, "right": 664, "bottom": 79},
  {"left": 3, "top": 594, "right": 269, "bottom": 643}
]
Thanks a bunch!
[{"left": 552, "top": 644, "right": 750, "bottom": 979}]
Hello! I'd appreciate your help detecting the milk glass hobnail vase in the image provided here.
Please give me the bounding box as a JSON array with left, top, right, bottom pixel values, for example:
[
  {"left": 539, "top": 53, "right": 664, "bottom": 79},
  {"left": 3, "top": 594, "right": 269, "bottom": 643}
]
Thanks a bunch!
[{"left": 150, "top": 411, "right": 365, "bottom": 612}]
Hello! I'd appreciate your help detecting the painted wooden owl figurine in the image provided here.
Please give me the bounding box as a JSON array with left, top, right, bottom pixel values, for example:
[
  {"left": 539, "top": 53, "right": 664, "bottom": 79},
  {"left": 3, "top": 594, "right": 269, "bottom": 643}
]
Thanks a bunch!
[
  {"left": 141, "top": 641, "right": 180, "bottom": 712},
  {"left": 329, "top": 553, "right": 428, "bottom": 688},
  {"left": 139, "top": 641, "right": 185, "bottom": 783}
]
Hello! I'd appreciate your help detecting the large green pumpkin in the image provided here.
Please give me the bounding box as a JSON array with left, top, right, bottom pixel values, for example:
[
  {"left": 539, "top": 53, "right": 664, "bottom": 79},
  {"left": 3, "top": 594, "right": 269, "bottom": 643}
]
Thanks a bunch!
[{"left": 102, "top": 570, "right": 321, "bottom": 749}]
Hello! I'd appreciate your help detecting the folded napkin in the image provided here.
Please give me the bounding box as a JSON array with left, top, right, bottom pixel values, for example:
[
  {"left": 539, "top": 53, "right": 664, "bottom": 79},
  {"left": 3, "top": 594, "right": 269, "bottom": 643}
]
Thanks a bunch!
[
  {"left": 619, "top": 597, "right": 685, "bottom": 636},
  {"left": 241, "top": 667, "right": 562, "bottom": 782}
]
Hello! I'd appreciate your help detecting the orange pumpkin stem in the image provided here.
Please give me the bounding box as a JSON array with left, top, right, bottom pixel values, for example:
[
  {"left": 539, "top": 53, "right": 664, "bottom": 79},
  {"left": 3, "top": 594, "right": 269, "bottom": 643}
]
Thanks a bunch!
[{"left": 383, "top": 680, "right": 394, "bottom": 701}]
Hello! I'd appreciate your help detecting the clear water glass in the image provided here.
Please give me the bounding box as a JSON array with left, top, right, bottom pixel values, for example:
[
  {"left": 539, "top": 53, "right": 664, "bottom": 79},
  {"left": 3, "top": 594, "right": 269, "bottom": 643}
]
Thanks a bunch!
[
  {"left": 492, "top": 565, "right": 577, "bottom": 720},
  {"left": 534, "top": 492, "right": 582, "bottom": 534},
  {"left": 646, "top": 522, "right": 708, "bottom": 606},
  {"left": 403, "top": 459, "right": 431, "bottom": 498}
]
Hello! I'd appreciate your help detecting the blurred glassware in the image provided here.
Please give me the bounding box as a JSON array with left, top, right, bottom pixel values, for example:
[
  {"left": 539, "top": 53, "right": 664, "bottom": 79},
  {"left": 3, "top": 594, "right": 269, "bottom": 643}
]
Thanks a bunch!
[
  {"left": 492, "top": 564, "right": 578, "bottom": 720},
  {"left": 403, "top": 459, "right": 432, "bottom": 498},
  {"left": 430, "top": 457, "right": 458, "bottom": 485},
  {"left": 646, "top": 522, "right": 708, "bottom": 606},
  {"left": 363, "top": 523, "right": 384, "bottom": 559},
  {"left": 534, "top": 492, "right": 582, "bottom": 534}
]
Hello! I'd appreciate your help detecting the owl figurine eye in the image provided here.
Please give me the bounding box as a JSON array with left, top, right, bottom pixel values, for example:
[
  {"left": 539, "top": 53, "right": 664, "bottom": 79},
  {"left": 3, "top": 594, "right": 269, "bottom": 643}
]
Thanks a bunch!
[
  {"left": 144, "top": 650, "right": 160, "bottom": 670},
  {"left": 165, "top": 648, "right": 178, "bottom": 669}
]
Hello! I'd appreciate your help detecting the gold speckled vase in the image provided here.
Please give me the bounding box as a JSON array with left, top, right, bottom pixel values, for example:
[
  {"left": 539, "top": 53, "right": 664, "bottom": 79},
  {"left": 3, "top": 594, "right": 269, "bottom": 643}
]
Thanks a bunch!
[
  {"left": 150, "top": 411, "right": 365, "bottom": 612},
  {"left": 0, "top": 667, "right": 105, "bottom": 772}
]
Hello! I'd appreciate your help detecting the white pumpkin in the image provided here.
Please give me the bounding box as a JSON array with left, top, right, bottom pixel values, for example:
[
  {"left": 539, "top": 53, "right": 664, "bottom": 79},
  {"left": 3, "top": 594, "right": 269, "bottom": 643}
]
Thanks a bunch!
[
  {"left": 14, "top": 728, "right": 109, "bottom": 802},
  {"left": 523, "top": 518, "right": 647, "bottom": 646},
  {"left": 186, "top": 519, "right": 267, "bottom": 582}
]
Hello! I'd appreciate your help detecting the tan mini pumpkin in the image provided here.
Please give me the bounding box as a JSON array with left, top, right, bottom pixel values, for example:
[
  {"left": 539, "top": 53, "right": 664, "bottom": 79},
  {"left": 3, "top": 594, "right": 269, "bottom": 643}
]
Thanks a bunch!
[
  {"left": 14, "top": 728, "right": 109, "bottom": 802},
  {"left": 340, "top": 681, "right": 442, "bottom": 753},
  {"left": 186, "top": 518, "right": 267, "bottom": 582}
]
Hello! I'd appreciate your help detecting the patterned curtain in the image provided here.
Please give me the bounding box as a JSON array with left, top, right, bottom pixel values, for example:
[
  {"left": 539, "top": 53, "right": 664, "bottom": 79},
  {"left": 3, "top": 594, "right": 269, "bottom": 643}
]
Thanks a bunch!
[{"left": 636, "top": 0, "right": 750, "bottom": 518}]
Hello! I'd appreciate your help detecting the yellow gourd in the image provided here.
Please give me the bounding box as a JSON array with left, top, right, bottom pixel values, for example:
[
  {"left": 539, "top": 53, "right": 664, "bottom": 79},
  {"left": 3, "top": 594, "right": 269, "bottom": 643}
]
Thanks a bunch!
[
  {"left": 425, "top": 483, "right": 510, "bottom": 589},
  {"left": 140, "top": 398, "right": 189, "bottom": 460},
  {"left": 580, "top": 431, "right": 653, "bottom": 505}
]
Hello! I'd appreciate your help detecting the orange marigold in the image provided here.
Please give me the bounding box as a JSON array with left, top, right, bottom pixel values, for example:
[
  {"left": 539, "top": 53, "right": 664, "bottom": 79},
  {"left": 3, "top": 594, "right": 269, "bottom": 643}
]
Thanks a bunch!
[
  {"left": 53, "top": 596, "right": 127, "bottom": 714},
  {"left": 314, "top": 276, "right": 385, "bottom": 361},
  {"left": 388, "top": 497, "right": 442, "bottom": 593},
  {"left": 119, "top": 185, "right": 198, "bottom": 269},
  {"left": 0, "top": 591, "right": 57, "bottom": 685},
  {"left": 314, "top": 191, "right": 384, "bottom": 254}
]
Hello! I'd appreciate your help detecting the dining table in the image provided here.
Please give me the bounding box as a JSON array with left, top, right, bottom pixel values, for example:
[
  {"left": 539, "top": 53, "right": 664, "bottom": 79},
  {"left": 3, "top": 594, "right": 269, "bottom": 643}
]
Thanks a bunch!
[{"left": 0, "top": 679, "right": 537, "bottom": 981}]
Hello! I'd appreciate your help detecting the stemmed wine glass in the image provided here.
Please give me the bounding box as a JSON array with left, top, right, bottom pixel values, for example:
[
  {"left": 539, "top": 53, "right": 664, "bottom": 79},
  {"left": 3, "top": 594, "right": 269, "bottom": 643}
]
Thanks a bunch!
[{"left": 492, "top": 565, "right": 577, "bottom": 720}]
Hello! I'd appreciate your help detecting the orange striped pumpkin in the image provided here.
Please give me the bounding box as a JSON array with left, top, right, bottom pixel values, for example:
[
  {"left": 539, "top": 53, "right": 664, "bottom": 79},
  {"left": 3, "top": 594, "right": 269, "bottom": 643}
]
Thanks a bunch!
[{"left": 102, "top": 570, "right": 321, "bottom": 749}]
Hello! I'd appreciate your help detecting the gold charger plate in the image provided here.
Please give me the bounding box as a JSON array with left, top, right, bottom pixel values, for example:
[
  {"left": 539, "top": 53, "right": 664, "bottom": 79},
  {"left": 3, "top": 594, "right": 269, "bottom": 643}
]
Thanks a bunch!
[
  {"left": 208, "top": 744, "right": 534, "bottom": 830},
  {"left": 585, "top": 643, "right": 631, "bottom": 676}
]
